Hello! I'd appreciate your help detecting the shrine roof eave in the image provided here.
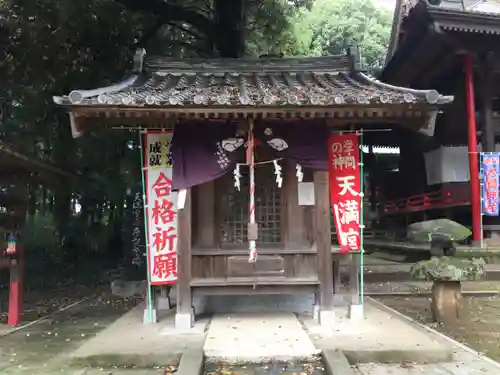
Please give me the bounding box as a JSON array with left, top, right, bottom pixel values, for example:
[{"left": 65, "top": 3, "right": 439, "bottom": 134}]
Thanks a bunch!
[
  {"left": 53, "top": 50, "right": 453, "bottom": 137},
  {"left": 53, "top": 70, "right": 452, "bottom": 110},
  {"left": 0, "top": 141, "right": 74, "bottom": 180},
  {"left": 427, "top": 4, "right": 500, "bottom": 34},
  {"left": 382, "top": 1, "right": 500, "bottom": 84}
]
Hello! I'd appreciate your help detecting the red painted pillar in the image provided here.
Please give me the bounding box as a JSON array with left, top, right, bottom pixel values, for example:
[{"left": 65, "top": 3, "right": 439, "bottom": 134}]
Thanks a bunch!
[
  {"left": 7, "top": 250, "right": 24, "bottom": 326},
  {"left": 464, "top": 53, "right": 482, "bottom": 243}
]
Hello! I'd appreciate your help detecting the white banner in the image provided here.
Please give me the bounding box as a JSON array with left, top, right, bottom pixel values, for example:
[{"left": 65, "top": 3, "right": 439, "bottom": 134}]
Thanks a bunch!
[
  {"left": 425, "top": 144, "right": 500, "bottom": 185},
  {"left": 145, "top": 131, "right": 178, "bottom": 285},
  {"left": 424, "top": 146, "right": 470, "bottom": 185}
]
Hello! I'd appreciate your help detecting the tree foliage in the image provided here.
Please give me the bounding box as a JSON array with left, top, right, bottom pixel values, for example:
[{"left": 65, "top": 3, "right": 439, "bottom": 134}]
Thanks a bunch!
[{"left": 291, "top": 0, "right": 392, "bottom": 69}]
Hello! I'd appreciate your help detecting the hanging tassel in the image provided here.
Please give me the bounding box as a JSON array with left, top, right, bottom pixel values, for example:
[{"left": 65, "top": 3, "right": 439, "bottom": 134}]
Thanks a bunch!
[
  {"left": 233, "top": 164, "right": 241, "bottom": 191},
  {"left": 296, "top": 164, "right": 303, "bottom": 182},
  {"left": 273, "top": 159, "right": 282, "bottom": 188}
]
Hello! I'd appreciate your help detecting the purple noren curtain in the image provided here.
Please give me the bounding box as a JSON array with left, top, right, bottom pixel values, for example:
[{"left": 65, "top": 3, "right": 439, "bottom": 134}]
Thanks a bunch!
[
  {"left": 172, "top": 120, "right": 329, "bottom": 190},
  {"left": 254, "top": 121, "right": 329, "bottom": 171},
  {"left": 171, "top": 121, "right": 244, "bottom": 190}
]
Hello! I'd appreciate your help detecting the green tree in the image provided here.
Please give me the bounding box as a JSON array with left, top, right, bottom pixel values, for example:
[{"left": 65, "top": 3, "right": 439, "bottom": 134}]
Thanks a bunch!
[{"left": 292, "top": 0, "right": 392, "bottom": 69}]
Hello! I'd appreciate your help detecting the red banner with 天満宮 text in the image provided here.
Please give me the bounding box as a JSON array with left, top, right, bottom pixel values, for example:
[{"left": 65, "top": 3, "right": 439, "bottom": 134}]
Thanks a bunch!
[
  {"left": 145, "top": 131, "right": 178, "bottom": 285},
  {"left": 328, "top": 133, "right": 361, "bottom": 253}
]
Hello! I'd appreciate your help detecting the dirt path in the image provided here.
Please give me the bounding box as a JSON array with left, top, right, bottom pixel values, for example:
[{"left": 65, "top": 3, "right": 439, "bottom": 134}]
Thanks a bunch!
[
  {"left": 375, "top": 295, "right": 500, "bottom": 362},
  {"left": 365, "top": 281, "right": 500, "bottom": 294},
  {"left": 0, "top": 284, "right": 97, "bottom": 324},
  {"left": 0, "top": 295, "right": 139, "bottom": 374}
]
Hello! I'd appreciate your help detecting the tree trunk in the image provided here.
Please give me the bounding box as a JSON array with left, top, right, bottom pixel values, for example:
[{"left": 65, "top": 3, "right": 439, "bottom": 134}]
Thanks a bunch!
[
  {"left": 431, "top": 280, "right": 462, "bottom": 323},
  {"left": 214, "top": 0, "right": 244, "bottom": 57},
  {"left": 27, "top": 183, "right": 38, "bottom": 216}
]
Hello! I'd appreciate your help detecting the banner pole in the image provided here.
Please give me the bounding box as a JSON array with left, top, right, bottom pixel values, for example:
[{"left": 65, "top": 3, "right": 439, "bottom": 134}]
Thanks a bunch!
[
  {"left": 247, "top": 118, "right": 257, "bottom": 263},
  {"left": 479, "top": 152, "right": 484, "bottom": 249},
  {"left": 359, "top": 130, "right": 365, "bottom": 313},
  {"left": 139, "top": 131, "right": 154, "bottom": 324}
]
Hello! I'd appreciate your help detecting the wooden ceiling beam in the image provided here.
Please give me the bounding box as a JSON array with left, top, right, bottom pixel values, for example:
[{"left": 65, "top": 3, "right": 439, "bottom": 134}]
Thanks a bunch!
[{"left": 74, "top": 113, "right": 429, "bottom": 129}]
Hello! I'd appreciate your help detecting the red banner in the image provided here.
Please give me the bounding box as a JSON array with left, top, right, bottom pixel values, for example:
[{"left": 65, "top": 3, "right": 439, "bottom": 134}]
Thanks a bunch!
[
  {"left": 145, "top": 131, "right": 178, "bottom": 285},
  {"left": 328, "top": 133, "right": 361, "bottom": 253}
]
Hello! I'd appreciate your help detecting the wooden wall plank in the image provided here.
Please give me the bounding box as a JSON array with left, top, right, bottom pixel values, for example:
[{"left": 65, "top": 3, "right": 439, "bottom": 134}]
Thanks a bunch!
[
  {"left": 194, "top": 181, "right": 216, "bottom": 248},
  {"left": 191, "top": 253, "right": 317, "bottom": 281},
  {"left": 283, "top": 162, "right": 311, "bottom": 249}
]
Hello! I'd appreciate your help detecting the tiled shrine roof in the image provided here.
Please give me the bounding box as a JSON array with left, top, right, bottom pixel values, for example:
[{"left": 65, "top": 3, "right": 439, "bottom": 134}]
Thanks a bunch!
[{"left": 54, "top": 51, "right": 452, "bottom": 109}]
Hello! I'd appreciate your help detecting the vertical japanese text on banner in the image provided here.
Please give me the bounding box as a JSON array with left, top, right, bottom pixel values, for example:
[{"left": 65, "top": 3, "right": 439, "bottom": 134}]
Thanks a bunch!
[
  {"left": 482, "top": 153, "right": 500, "bottom": 217},
  {"left": 328, "top": 134, "right": 362, "bottom": 253},
  {"left": 145, "top": 132, "right": 178, "bottom": 285}
]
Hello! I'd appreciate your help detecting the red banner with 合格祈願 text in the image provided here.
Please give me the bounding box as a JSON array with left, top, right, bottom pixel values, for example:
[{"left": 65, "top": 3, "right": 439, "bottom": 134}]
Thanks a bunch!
[
  {"left": 145, "top": 131, "right": 179, "bottom": 285},
  {"left": 328, "top": 133, "right": 361, "bottom": 253}
]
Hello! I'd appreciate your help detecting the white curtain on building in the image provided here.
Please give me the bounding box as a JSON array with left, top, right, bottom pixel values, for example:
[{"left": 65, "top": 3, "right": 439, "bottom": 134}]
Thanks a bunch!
[{"left": 423, "top": 145, "right": 500, "bottom": 186}]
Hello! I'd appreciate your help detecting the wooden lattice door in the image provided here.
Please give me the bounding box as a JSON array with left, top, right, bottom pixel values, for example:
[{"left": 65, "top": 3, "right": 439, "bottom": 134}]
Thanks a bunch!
[{"left": 219, "top": 163, "right": 283, "bottom": 247}]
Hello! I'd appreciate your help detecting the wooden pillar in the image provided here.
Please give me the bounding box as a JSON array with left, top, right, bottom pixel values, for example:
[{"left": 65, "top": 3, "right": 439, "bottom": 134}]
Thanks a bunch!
[
  {"left": 463, "top": 53, "right": 482, "bottom": 243},
  {"left": 175, "top": 188, "right": 193, "bottom": 330},
  {"left": 349, "top": 254, "right": 360, "bottom": 305},
  {"left": 480, "top": 54, "right": 495, "bottom": 153},
  {"left": 7, "top": 250, "right": 23, "bottom": 327},
  {"left": 332, "top": 256, "right": 342, "bottom": 304},
  {"left": 314, "top": 171, "right": 335, "bottom": 325},
  {"left": 366, "top": 148, "right": 376, "bottom": 211}
]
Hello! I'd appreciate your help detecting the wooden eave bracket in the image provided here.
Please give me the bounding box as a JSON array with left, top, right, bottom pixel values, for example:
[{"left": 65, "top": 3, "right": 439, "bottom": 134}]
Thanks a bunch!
[
  {"left": 69, "top": 112, "right": 83, "bottom": 139},
  {"left": 418, "top": 109, "right": 439, "bottom": 137}
]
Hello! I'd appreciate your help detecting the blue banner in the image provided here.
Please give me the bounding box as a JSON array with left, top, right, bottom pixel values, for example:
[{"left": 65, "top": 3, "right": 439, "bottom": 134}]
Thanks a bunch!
[{"left": 482, "top": 153, "right": 500, "bottom": 216}]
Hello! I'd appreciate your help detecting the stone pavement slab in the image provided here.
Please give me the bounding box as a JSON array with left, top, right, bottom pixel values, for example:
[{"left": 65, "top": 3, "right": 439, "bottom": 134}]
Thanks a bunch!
[
  {"left": 203, "top": 313, "right": 319, "bottom": 361},
  {"left": 301, "top": 303, "right": 452, "bottom": 364},
  {"left": 358, "top": 299, "right": 500, "bottom": 374},
  {"left": 353, "top": 349, "right": 500, "bottom": 374},
  {"left": 81, "top": 370, "right": 164, "bottom": 375},
  {"left": 70, "top": 303, "right": 207, "bottom": 368}
]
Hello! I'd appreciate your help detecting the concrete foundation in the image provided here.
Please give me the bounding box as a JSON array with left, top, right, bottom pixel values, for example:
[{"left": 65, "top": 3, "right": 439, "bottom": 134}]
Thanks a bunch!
[
  {"left": 312, "top": 304, "right": 320, "bottom": 322},
  {"left": 174, "top": 309, "right": 194, "bottom": 331},
  {"left": 156, "top": 296, "right": 171, "bottom": 311},
  {"left": 333, "top": 294, "right": 345, "bottom": 306},
  {"left": 348, "top": 304, "right": 364, "bottom": 320},
  {"left": 142, "top": 308, "right": 157, "bottom": 324}
]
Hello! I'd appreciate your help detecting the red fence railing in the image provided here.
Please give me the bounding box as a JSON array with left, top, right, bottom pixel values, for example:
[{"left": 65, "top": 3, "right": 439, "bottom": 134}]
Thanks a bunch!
[{"left": 380, "top": 185, "right": 471, "bottom": 215}]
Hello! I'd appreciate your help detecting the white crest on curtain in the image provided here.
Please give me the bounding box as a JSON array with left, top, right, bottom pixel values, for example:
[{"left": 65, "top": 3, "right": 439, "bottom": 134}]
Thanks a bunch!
[
  {"left": 221, "top": 137, "right": 245, "bottom": 152},
  {"left": 267, "top": 138, "right": 289, "bottom": 151}
]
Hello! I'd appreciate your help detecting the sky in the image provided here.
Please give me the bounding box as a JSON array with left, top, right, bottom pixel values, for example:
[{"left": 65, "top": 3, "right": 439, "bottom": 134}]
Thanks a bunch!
[{"left": 374, "top": 0, "right": 397, "bottom": 11}]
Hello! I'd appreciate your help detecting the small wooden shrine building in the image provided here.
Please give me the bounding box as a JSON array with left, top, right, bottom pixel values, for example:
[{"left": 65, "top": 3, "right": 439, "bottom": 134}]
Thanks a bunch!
[
  {"left": 53, "top": 48, "right": 451, "bottom": 329},
  {"left": 382, "top": 0, "right": 500, "bottom": 243}
]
